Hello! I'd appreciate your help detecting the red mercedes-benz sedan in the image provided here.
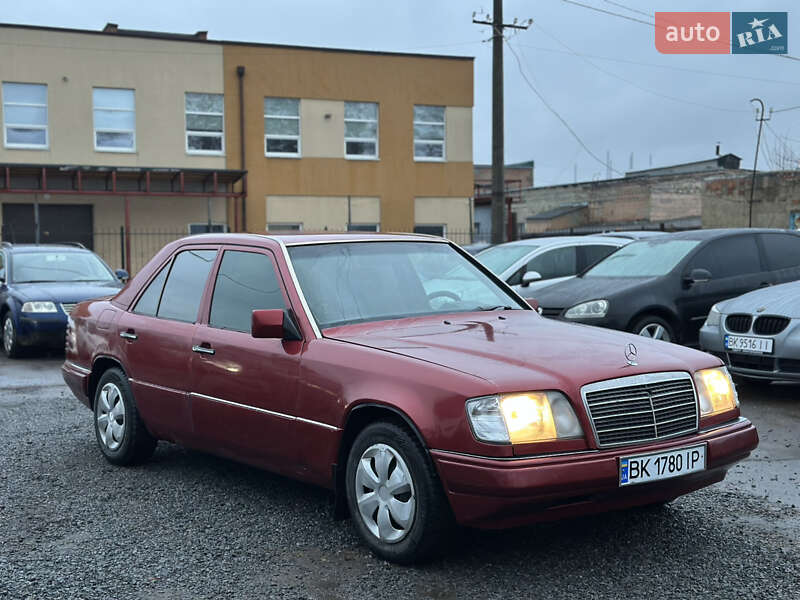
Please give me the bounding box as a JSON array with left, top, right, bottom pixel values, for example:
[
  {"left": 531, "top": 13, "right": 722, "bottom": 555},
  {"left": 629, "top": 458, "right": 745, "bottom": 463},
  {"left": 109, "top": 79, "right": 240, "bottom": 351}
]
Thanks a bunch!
[{"left": 62, "top": 233, "right": 758, "bottom": 563}]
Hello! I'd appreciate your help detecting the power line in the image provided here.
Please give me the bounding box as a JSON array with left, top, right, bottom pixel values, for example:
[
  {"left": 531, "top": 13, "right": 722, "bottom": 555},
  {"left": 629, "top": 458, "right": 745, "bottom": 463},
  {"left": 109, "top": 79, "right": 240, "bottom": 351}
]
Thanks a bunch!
[
  {"left": 774, "top": 105, "right": 800, "bottom": 113},
  {"left": 505, "top": 38, "right": 623, "bottom": 176},
  {"left": 602, "top": 0, "right": 653, "bottom": 19}
]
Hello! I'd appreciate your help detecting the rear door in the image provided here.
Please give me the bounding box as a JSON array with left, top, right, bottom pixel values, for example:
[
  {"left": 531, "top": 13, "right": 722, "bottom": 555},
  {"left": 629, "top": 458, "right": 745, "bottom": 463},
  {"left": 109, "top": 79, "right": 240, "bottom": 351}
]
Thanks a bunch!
[
  {"left": 189, "top": 246, "right": 303, "bottom": 473},
  {"left": 677, "top": 234, "right": 766, "bottom": 342},
  {"left": 117, "top": 246, "right": 218, "bottom": 443}
]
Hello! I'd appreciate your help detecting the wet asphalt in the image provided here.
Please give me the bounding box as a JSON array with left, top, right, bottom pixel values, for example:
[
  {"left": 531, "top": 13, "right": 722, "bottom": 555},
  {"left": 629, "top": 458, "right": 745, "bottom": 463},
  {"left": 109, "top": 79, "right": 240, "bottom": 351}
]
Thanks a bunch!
[{"left": 0, "top": 353, "right": 798, "bottom": 600}]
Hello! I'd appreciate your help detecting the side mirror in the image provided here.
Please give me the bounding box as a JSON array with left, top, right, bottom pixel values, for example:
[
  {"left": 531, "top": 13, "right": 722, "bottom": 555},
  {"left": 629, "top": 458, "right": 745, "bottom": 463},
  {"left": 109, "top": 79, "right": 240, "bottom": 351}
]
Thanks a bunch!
[
  {"left": 521, "top": 270, "right": 542, "bottom": 287},
  {"left": 252, "top": 309, "right": 302, "bottom": 340},
  {"left": 685, "top": 268, "right": 712, "bottom": 285},
  {"left": 115, "top": 268, "right": 130, "bottom": 282}
]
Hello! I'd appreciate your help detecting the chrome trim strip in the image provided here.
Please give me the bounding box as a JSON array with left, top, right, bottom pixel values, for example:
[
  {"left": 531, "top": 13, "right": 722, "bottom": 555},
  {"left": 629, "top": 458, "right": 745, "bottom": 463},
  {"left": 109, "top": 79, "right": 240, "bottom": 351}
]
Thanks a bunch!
[
  {"left": 128, "top": 378, "right": 183, "bottom": 395},
  {"left": 189, "top": 392, "right": 340, "bottom": 431},
  {"left": 431, "top": 448, "right": 599, "bottom": 461},
  {"left": 275, "top": 238, "right": 322, "bottom": 339},
  {"left": 581, "top": 371, "right": 699, "bottom": 449},
  {"left": 64, "top": 360, "right": 91, "bottom": 375}
]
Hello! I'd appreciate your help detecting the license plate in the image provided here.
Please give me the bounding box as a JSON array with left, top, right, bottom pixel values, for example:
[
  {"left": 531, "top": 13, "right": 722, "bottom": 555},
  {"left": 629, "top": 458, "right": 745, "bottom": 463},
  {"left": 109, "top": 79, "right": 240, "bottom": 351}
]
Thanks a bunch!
[
  {"left": 619, "top": 444, "right": 706, "bottom": 486},
  {"left": 724, "top": 334, "right": 773, "bottom": 354}
]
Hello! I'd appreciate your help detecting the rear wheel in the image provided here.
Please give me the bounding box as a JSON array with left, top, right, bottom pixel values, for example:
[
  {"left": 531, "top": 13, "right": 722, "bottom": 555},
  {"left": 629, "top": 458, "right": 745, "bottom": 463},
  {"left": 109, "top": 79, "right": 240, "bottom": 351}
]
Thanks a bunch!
[
  {"left": 93, "top": 368, "right": 156, "bottom": 465},
  {"left": 2, "top": 315, "right": 21, "bottom": 358},
  {"left": 632, "top": 315, "right": 675, "bottom": 343},
  {"left": 345, "top": 421, "right": 452, "bottom": 564}
]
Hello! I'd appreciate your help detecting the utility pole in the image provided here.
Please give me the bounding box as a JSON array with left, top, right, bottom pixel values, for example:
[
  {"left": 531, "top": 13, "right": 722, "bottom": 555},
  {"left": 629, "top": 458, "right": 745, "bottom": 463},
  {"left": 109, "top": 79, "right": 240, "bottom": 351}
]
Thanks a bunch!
[
  {"left": 749, "top": 98, "right": 771, "bottom": 228},
  {"left": 474, "top": 2, "right": 531, "bottom": 244}
]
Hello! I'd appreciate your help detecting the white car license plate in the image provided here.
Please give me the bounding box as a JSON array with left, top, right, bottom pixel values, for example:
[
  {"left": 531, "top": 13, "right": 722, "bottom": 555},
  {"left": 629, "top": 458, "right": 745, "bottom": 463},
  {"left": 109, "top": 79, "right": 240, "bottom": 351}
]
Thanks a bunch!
[
  {"left": 724, "top": 334, "right": 773, "bottom": 354},
  {"left": 619, "top": 444, "right": 706, "bottom": 487}
]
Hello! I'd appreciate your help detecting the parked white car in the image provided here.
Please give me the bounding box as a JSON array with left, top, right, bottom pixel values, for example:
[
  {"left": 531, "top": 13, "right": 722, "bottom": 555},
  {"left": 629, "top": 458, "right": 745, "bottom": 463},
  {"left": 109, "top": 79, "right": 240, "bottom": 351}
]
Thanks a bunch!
[{"left": 475, "top": 236, "right": 630, "bottom": 295}]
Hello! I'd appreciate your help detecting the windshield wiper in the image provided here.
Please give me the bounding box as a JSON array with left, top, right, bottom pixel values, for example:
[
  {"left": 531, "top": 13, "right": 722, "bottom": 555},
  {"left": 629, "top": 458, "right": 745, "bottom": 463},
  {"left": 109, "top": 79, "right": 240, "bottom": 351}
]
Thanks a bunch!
[{"left": 475, "top": 305, "right": 515, "bottom": 311}]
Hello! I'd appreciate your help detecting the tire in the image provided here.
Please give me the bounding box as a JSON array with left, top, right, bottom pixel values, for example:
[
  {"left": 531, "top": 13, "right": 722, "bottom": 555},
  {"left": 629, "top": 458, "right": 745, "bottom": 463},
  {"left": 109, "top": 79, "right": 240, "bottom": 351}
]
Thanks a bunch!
[
  {"left": 93, "top": 367, "right": 156, "bottom": 466},
  {"left": 2, "top": 314, "right": 21, "bottom": 358},
  {"left": 345, "top": 421, "right": 452, "bottom": 564},
  {"left": 631, "top": 315, "right": 675, "bottom": 343}
]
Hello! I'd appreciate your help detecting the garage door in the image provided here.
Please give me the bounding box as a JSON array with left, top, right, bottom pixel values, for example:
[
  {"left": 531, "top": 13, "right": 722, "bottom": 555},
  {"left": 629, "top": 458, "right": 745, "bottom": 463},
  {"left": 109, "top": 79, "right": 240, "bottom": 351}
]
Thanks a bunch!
[{"left": 1, "top": 204, "right": 94, "bottom": 249}]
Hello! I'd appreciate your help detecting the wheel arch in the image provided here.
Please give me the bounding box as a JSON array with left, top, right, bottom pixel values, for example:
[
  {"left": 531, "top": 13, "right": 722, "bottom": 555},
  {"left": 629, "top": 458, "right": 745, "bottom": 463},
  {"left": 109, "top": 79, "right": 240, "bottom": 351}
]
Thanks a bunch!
[
  {"left": 88, "top": 355, "right": 126, "bottom": 408},
  {"left": 627, "top": 306, "right": 682, "bottom": 341}
]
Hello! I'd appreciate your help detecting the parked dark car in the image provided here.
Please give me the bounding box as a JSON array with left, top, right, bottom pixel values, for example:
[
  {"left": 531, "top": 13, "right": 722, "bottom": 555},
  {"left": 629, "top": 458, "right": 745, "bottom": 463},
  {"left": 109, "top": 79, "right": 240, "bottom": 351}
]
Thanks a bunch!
[
  {"left": 63, "top": 233, "right": 757, "bottom": 563},
  {"left": 0, "top": 242, "right": 127, "bottom": 357},
  {"left": 532, "top": 229, "right": 800, "bottom": 345}
]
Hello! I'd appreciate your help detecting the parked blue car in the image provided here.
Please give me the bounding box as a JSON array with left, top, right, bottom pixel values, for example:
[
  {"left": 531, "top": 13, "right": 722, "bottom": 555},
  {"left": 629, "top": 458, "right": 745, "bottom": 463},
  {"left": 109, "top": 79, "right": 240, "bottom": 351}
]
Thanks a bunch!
[{"left": 0, "top": 243, "right": 127, "bottom": 358}]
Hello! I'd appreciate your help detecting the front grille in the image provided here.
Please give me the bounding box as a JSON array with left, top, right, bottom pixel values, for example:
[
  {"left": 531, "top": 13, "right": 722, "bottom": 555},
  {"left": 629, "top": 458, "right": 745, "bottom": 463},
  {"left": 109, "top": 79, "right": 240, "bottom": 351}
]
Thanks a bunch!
[
  {"left": 753, "top": 315, "right": 790, "bottom": 335},
  {"left": 725, "top": 314, "right": 752, "bottom": 333},
  {"left": 729, "top": 353, "right": 775, "bottom": 371},
  {"left": 61, "top": 303, "right": 78, "bottom": 314},
  {"left": 582, "top": 373, "right": 698, "bottom": 448},
  {"left": 540, "top": 307, "right": 563, "bottom": 318}
]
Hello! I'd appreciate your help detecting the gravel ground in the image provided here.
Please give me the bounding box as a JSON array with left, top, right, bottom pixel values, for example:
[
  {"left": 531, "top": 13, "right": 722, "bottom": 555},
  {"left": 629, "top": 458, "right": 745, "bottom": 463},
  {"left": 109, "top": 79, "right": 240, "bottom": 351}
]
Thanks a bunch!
[{"left": 1, "top": 355, "right": 798, "bottom": 600}]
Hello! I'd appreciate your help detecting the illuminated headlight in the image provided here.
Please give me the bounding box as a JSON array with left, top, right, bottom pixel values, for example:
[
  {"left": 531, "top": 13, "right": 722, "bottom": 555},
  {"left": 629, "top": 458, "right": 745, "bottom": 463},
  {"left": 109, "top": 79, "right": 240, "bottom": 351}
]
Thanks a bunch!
[
  {"left": 466, "top": 391, "right": 583, "bottom": 444},
  {"left": 21, "top": 301, "right": 57, "bottom": 313},
  {"left": 694, "top": 367, "right": 738, "bottom": 417},
  {"left": 564, "top": 299, "right": 608, "bottom": 319},
  {"left": 705, "top": 304, "right": 721, "bottom": 328}
]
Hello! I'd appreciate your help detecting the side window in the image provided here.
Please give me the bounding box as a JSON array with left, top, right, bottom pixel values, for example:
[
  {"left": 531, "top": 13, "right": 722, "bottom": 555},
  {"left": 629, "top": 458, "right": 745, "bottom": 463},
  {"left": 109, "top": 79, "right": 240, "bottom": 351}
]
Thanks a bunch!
[
  {"left": 760, "top": 233, "right": 800, "bottom": 271},
  {"left": 156, "top": 250, "right": 217, "bottom": 322},
  {"left": 526, "top": 246, "right": 577, "bottom": 280},
  {"left": 580, "top": 244, "right": 619, "bottom": 271},
  {"left": 132, "top": 262, "right": 170, "bottom": 316},
  {"left": 689, "top": 236, "right": 761, "bottom": 279},
  {"left": 0, "top": 252, "right": 5, "bottom": 280},
  {"left": 209, "top": 251, "right": 287, "bottom": 332}
]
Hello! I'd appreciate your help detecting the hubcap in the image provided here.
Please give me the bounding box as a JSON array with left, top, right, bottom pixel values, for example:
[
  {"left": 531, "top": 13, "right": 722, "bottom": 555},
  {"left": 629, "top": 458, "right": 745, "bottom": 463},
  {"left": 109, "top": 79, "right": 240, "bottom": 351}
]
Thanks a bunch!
[
  {"left": 638, "top": 323, "right": 671, "bottom": 342},
  {"left": 3, "top": 318, "right": 12, "bottom": 354},
  {"left": 96, "top": 383, "right": 126, "bottom": 451},
  {"left": 354, "top": 443, "right": 416, "bottom": 543}
]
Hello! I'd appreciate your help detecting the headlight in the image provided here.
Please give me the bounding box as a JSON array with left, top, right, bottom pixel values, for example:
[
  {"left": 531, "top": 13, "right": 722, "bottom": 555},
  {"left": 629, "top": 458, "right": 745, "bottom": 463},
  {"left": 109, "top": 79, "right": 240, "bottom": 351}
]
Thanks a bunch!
[
  {"left": 466, "top": 391, "right": 583, "bottom": 444},
  {"left": 564, "top": 299, "right": 608, "bottom": 319},
  {"left": 21, "top": 301, "right": 57, "bottom": 313},
  {"left": 705, "top": 304, "right": 721, "bottom": 327},
  {"left": 694, "top": 367, "right": 738, "bottom": 417}
]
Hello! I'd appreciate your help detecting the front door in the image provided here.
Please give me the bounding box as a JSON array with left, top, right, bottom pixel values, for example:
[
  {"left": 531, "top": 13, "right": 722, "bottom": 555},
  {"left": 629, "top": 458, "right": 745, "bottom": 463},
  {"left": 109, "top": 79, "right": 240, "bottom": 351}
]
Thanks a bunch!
[{"left": 189, "top": 247, "right": 302, "bottom": 473}]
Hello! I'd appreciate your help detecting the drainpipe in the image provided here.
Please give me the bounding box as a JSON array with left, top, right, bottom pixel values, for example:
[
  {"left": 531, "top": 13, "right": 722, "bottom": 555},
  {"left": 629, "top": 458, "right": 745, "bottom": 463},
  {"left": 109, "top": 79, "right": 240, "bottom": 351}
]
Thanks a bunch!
[{"left": 237, "top": 65, "right": 247, "bottom": 232}]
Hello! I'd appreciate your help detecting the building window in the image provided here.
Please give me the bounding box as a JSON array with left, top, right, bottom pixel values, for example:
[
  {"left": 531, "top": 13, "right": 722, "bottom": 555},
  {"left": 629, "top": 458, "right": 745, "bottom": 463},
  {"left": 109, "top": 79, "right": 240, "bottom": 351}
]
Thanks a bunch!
[
  {"left": 185, "top": 93, "right": 224, "bottom": 154},
  {"left": 413, "top": 105, "right": 445, "bottom": 160},
  {"left": 347, "top": 223, "right": 380, "bottom": 232},
  {"left": 414, "top": 224, "right": 446, "bottom": 237},
  {"left": 2, "top": 82, "right": 48, "bottom": 149},
  {"left": 188, "top": 223, "right": 228, "bottom": 234},
  {"left": 264, "top": 98, "right": 300, "bottom": 157},
  {"left": 267, "top": 222, "right": 303, "bottom": 232},
  {"left": 344, "top": 102, "right": 378, "bottom": 159},
  {"left": 93, "top": 88, "right": 135, "bottom": 152}
]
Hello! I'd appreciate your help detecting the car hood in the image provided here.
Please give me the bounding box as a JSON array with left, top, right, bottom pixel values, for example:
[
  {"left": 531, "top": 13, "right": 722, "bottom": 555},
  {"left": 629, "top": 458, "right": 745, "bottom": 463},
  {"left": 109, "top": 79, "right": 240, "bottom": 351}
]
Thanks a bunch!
[
  {"left": 532, "top": 276, "right": 657, "bottom": 309},
  {"left": 325, "top": 311, "right": 716, "bottom": 391},
  {"left": 13, "top": 282, "right": 121, "bottom": 303},
  {"left": 719, "top": 280, "right": 800, "bottom": 318}
]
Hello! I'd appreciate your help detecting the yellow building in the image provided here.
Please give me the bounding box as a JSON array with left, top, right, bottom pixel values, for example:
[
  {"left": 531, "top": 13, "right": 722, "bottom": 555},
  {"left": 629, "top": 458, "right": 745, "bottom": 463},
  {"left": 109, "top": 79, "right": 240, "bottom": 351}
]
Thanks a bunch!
[{"left": 0, "top": 23, "right": 474, "bottom": 271}]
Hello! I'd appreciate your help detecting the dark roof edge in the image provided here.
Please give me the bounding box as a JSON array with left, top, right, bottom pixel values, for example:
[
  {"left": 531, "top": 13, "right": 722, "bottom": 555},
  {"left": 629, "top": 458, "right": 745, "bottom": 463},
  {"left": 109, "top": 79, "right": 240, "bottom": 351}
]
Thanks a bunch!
[{"left": 0, "top": 22, "right": 475, "bottom": 61}]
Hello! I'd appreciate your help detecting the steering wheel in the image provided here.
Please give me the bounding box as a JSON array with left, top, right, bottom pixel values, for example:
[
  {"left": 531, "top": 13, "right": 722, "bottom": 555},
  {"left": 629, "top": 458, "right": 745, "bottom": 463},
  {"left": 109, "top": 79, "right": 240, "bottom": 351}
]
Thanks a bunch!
[{"left": 427, "top": 290, "right": 461, "bottom": 303}]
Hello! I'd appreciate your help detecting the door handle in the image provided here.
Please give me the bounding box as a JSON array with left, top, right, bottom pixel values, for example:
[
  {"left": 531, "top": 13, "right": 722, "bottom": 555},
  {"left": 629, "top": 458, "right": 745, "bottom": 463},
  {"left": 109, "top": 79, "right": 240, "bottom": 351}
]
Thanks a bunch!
[
  {"left": 192, "top": 344, "right": 215, "bottom": 355},
  {"left": 119, "top": 331, "right": 138, "bottom": 340}
]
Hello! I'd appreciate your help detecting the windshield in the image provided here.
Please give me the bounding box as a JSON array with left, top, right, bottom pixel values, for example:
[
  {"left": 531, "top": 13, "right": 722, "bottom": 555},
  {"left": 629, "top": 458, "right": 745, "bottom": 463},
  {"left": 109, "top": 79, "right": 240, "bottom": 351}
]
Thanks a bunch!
[
  {"left": 476, "top": 244, "right": 538, "bottom": 274},
  {"left": 288, "top": 241, "right": 525, "bottom": 329},
  {"left": 12, "top": 251, "right": 115, "bottom": 283},
  {"left": 584, "top": 239, "right": 700, "bottom": 278}
]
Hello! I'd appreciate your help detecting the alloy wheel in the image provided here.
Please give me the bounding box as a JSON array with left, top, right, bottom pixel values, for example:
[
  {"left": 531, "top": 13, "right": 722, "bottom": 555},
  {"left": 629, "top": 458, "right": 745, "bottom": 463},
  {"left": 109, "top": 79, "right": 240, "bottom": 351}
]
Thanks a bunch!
[
  {"left": 638, "top": 323, "right": 671, "bottom": 342},
  {"left": 96, "top": 383, "right": 126, "bottom": 451},
  {"left": 3, "top": 318, "right": 13, "bottom": 355},
  {"left": 354, "top": 443, "right": 416, "bottom": 543}
]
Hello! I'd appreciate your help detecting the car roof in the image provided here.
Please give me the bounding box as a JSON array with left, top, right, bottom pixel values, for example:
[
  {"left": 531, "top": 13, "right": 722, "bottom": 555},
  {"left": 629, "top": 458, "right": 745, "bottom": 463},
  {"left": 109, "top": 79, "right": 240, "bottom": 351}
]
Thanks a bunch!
[
  {"left": 487, "top": 235, "right": 628, "bottom": 248},
  {"left": 5, "top": 244, "right": 89, "bottom": 253},
  {"left": 644, "top": 228, "right": 794, "bottom": 242},
  {"left": 178, "top": 232, "right": 449, "bottom": 246}
]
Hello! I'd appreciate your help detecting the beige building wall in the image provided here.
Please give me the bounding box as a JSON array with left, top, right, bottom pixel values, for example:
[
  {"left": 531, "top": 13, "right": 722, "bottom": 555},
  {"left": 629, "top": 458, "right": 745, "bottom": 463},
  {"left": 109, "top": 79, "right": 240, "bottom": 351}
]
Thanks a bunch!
[
  {"left": 445, "top": 107, "right": 472, "bottom": 163},
  {"left": 414, "top": 197, "right": 471, "bottom": 234},
  {"left": 0, "top": 26, "right": 225, "bottom": 169},
  {"left": 300, "top": 100, "right": 345, "bottom": 158},
  {"left": 266, "top": 196, "right": 380, "bottom": 230}
]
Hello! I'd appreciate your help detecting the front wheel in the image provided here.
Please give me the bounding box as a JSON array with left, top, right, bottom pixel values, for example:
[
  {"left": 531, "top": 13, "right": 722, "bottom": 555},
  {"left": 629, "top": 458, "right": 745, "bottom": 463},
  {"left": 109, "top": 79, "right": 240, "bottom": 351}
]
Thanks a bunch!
[
  {"left": 2, "top": 315, "right": 21, "bottom": 358},
  {"left": 632, "top": 315, "right": 675, "bottom": 343},
  {"left": 345, "top": 421, "right": 452, "bottom": 564}
]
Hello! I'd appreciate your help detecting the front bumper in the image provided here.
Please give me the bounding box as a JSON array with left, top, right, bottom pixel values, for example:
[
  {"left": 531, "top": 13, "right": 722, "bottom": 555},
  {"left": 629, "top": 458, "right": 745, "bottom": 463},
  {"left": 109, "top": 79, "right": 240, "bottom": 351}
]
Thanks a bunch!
[
  {"left": 17, "top": 313, "right": 68, "bottom": 348},
  {"left": 432, "top": 417, "right": 757, "bottom": 529}
]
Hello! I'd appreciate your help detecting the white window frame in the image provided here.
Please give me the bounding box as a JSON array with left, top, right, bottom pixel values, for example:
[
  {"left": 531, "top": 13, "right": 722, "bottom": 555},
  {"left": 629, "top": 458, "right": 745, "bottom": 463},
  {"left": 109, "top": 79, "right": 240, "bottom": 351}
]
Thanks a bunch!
[
  {"left": 185, "top": 92, "right": 225, "bottom": 156},
  {"left": 2, "top": 82, "right": 49, "bottom": 150},
  {"left": 93, "top": 87, "right": 136, "bottom": 153},
  {"left": 344, "top": 101, "right": 379, "bottom": 160},
  {"left": 187, "top": 223, "right": 229, "bottom": 235},
  {"left": 413, "top": 105, "right": 446, "bottom": 162},
  {"left": 264, "top": 98, "right": 301, "bottom": 158},
  {"left": 267, "top": 222, "right": 303, "bottom": 232}
]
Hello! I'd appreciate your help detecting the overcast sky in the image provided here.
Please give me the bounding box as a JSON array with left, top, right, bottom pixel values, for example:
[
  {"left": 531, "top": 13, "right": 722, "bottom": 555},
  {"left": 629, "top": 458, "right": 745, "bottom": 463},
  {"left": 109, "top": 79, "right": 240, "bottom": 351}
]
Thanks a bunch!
[{"left": 3, "top": 0, "right": 799, "bottom": 187}]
